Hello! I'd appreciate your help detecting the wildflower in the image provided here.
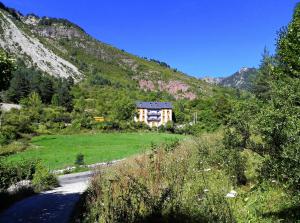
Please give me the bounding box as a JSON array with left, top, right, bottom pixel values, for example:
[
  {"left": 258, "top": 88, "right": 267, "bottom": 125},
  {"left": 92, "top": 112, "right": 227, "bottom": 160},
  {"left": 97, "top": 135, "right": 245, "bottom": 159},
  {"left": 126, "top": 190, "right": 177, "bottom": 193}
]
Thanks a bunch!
[
  {"left": 204, "top": 168, "right": 211, "bottom": 172},
  {"left": 203, "top": 189, "right": 209, "bottom": 193}
]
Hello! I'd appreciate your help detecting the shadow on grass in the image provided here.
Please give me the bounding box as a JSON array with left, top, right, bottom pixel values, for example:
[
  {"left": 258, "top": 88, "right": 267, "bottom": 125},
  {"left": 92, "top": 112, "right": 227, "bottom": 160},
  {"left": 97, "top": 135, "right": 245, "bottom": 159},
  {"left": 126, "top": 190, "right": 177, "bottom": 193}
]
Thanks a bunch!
[
  {"left": 262, "top": 205, "right": 300, "bottom": 222},
  {"left": 0, "top": 191, "right": 81, "bottom": 223}
]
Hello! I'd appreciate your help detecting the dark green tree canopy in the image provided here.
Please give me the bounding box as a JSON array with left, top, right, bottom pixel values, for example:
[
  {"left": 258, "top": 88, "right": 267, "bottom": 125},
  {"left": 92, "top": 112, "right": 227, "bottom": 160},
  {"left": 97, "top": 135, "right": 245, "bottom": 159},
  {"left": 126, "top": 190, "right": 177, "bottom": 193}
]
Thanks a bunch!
[{"left": 0, "top": 50, "right": 16, "bottom": 91}]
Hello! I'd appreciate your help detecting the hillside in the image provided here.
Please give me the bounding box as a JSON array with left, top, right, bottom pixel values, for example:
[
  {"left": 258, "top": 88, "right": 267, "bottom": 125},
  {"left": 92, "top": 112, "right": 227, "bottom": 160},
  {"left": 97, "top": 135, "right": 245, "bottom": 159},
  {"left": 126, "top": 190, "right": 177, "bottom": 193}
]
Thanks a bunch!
[
  {"left": 0, "top": 4, "right": 215, "bottom": 100},
  {"left": 202, "top": 67, "right": 258, "bottom": 90}
]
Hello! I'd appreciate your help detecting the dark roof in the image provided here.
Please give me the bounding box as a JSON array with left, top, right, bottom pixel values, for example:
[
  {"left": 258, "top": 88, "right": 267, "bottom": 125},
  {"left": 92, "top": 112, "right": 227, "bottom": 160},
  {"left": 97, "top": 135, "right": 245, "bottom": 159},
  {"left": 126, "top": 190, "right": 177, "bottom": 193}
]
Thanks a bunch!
[{"left": 136, "top": 102, "right": 173, "bottom": 109}]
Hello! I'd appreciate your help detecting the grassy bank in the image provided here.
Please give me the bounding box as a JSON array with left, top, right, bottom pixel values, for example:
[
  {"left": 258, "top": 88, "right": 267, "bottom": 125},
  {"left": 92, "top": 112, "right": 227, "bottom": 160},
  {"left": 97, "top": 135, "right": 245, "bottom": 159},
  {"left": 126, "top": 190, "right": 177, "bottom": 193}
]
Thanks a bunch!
[
  {"left": 76, "top": 132, "right": 300, "bottom": 223},
  {"left": 4, "top": 133, "right": 185, "bottom": 170}
]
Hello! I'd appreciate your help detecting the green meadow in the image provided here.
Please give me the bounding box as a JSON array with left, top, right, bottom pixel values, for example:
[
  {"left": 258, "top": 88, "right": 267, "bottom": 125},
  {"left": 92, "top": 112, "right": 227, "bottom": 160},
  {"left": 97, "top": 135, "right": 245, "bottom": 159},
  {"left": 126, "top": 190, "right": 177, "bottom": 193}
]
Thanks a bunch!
[{"left": 4, "top": 133, "right": 185, "bottom": 170}]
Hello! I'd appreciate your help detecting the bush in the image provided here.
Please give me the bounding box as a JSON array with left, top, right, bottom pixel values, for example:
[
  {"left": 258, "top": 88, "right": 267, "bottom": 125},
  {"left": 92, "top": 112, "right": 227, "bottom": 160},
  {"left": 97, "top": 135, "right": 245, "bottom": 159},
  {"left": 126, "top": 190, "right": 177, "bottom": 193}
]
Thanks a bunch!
[
  {"left": 32, "top": 162, "right": 58, "bottom": 192},
  {"left": 75, "top": 153, "right": 85, "bottom": 166},
  {"left": 0, "top": 141, "right": 28, "bottom": 156},
  {"left": 0, "top": 125, "right": 17, "bottom": 145},
  {"left": 0, "top": 159, "right": 36, "bottom": 192}
]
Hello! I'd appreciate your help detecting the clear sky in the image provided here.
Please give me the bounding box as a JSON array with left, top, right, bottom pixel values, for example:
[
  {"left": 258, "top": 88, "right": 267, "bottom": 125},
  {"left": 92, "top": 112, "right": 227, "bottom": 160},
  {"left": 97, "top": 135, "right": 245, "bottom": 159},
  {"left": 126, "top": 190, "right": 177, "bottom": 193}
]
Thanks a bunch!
[{"left": 1, "top": 0, "right": 299, "bottom": 77}]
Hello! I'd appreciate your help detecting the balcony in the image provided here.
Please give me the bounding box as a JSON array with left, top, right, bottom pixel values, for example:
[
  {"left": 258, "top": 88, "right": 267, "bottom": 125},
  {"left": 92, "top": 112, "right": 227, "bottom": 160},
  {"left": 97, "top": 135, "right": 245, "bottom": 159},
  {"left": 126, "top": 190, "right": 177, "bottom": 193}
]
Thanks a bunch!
[
  {"left": 148, "top": 116, "right": 161, "bottom": 121},
  {"left": 147, "top": 110, "right": 161, "bottom": 116}
]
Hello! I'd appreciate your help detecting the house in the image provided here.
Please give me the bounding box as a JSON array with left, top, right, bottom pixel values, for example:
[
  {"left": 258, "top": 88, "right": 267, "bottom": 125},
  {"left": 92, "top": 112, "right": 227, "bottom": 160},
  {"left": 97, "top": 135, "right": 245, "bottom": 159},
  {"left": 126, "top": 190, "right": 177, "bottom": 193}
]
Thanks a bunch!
[{"left": 134, "top": 102, "right": 173, "bottom": 127}]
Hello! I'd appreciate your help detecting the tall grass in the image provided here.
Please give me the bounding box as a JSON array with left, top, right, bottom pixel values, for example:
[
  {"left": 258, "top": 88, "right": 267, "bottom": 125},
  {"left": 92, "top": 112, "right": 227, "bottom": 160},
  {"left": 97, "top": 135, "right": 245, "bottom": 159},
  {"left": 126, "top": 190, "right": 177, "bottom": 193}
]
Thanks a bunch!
[
  {"left": 79, "top": 132, "right": 300, "bottom": 223},
  {"left": 82, "top": 133, "right": 235, "bottom": 222}
]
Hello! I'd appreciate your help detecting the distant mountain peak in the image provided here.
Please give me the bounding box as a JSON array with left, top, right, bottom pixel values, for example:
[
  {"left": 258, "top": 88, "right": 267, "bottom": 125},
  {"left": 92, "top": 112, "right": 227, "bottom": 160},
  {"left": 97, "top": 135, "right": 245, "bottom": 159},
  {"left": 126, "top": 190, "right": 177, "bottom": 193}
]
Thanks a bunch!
[
  {"left": 202, "top": 67, "right": 258, "bottom": 90},
  {"left": 201, "top": 76, "right": 224, "bottom": 85},
  {"left": 239, "top": 67, "right": 250, "bottom": 73}
]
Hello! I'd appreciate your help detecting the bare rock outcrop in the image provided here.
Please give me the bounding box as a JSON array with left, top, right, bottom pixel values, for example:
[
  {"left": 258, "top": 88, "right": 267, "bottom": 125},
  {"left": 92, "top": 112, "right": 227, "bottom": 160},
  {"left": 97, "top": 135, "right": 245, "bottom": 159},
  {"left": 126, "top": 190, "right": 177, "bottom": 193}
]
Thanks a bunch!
[{"left": 0, "top": 11, "right": 82, "bottom": 80}]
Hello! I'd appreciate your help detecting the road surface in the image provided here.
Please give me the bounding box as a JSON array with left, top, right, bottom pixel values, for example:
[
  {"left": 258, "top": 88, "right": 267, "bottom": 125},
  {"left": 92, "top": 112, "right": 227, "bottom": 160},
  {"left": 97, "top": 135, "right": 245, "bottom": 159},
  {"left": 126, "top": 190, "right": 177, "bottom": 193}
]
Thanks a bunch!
[{"left": 0, "top": 171, "right": 94, "bottom": 223}]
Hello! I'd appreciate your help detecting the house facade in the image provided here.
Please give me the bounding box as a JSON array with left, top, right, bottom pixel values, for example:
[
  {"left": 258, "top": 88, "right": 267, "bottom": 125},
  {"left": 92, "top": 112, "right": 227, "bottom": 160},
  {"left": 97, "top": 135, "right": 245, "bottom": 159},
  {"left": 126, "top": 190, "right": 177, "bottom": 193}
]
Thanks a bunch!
[{"left": 134, "top": 102, "right": 173, "bottom": 127}]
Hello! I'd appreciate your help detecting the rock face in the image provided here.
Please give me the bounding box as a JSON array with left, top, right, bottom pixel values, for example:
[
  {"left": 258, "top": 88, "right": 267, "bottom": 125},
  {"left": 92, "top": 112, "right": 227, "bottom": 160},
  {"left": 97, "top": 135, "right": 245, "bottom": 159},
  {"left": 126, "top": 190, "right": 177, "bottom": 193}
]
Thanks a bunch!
[
  {"left": 201, "top": 77, "right": 224, "bottom": 85},
  {"left": 0, "top": 11, "right": 82, "bottom": 80},
  {"left": 220, "top": 67, "right": 258, "bottom": 90},
  {"left": 138, "top": 79, "right": 196, "bottom": 100},
  {"left": 202, "top": 67, "right": 258, "bottom": 90}
]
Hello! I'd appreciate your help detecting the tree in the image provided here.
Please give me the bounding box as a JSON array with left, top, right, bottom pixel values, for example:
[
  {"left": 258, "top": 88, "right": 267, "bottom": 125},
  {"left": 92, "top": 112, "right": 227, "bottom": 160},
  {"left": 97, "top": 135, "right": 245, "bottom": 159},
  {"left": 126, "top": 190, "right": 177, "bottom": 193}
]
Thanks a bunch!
[
  {"left": 251, "top": 47, "right": 275, "bottom": 101},
  {"left": 6, "top": 69, "right": 30, "bottom": 102},
  {"left": 56, "top": 78, "right": 73, "bottom": 111},
  {"left": 225, "top": 3, "right": 300, "bottom": 191},
  {"left": 0, "top": 50, "right": 15, "bottom": 91},
  {"left": 258, "top": 3, "right": 300, "bottom": 191},
  {"left": 40, "top": 75, "right": 54, "bottom": 104}
]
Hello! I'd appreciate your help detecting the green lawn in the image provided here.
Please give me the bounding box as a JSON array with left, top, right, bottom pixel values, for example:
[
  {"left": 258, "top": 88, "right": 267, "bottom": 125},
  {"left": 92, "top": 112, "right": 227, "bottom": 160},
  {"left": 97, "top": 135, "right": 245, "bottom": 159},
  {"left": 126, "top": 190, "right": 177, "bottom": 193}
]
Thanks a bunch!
[{"left": 5, "top": 133, "right": 185, "bottom": 170}]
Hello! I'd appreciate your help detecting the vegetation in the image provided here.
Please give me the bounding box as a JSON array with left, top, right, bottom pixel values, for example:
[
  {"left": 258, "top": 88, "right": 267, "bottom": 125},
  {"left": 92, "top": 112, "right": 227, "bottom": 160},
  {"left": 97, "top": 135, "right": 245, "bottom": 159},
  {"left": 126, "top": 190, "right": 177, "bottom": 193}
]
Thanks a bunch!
[
  {"left": 0, "top": 158, "right": 58, "bottom": 210},
  {"left": 1, "top": 2, "right": 300, "bottom": 222},
  {"left": 226, "top": 2, "right": 300, "bottom": 193},
  {"left": 31, "top": 162, "right": 59, "bottom": 192},
  {"left": 4, "top": 133, "right": 185, "bottom": 170},
  {"left": 73, "top": 4, "right": 300, "bottom": 222},
  {"left": 0, "top": 49, "right": 15, "bottom": 92},
  {"left": 76, "top": 132, "right": 299, "bottom": 223}
]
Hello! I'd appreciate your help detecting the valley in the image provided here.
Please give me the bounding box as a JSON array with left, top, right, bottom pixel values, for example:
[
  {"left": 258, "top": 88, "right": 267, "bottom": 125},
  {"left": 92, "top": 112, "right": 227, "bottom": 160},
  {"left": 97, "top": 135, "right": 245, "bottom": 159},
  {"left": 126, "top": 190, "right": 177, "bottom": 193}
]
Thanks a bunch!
[{"left": 0, "top": 1, "right": 299, "bottom": 223}]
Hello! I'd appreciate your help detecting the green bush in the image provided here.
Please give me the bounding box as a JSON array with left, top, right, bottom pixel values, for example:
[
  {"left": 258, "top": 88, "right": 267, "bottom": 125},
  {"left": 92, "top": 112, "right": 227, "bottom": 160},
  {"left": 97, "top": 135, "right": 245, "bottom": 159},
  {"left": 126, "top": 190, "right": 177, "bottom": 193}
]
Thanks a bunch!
[
  {"left": 0, "top": 159, "right": 36, "bottom": 192},
  {"left": 0, "top": 125, "right": 17, "bottom": 145},
  {"left": 75, "top": 153, "right": 85, "bottom": 166},
  {"left": 32, "top": 162, "right": 58, "bottom": 192}
]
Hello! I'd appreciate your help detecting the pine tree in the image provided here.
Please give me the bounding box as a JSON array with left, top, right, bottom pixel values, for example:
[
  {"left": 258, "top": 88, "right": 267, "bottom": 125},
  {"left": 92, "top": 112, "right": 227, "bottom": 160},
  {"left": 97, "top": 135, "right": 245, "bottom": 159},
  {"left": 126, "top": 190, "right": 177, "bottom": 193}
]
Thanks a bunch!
[
  {"left": 0, "top": 50, "right": 15, "bottom": 91},
  {"left": 251, "top": 47, "right": 275, "bottom": 101},
  {"left": 6, "top": 69, "right": 30, "bottom": 102}
]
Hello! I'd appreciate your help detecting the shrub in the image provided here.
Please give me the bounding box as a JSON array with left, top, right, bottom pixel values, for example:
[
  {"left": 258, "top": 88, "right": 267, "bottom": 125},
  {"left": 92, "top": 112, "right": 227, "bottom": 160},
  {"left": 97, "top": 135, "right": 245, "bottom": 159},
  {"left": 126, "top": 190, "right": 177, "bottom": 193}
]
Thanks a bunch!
[
  {"left": 0, "top": 125, "right": 17, "bottom": 145},
  {"left": 75, "top": 153, "right": 85, "bottom": 166},
  {"left": 32, "top": 162, "right": 58, "bottom": 192},
  {"left": 0, "top": 141, "right": 28, "bottom": 156},
  {"left": 0, "top": 159, "right": 36, "bottom": 192}
]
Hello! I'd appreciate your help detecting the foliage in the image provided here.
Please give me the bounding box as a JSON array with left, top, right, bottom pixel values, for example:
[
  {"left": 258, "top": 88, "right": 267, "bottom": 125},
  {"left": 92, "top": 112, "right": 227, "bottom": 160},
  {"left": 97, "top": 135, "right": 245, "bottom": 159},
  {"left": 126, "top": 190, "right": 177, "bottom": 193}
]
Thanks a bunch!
[
  {"left": 75, "top": 153, "right": 85, "bottom": 166},
  {"left": 251, "top": 48, "right": 275, "bottom": 101},
  {"left": 0, "top": 141, "right": 28, "bottom": 156},
  {"left": 225, "top": 3, "right": 300, "bottom": 193},
  {"left": 77, "top": 132, "right": 300, "bottom": 223},
  {"left": 0, "top": 159, "right": 36, "bottom": 192},
  {"left": 0, "top": 50, "right": 15, "bottom": 92},
  {"left": 83, "top": 134, "right": 236, "bottom": 223},
  {"left": 5, "top": 61, "right": 74, "bottom": 108},
  {"left": 31, "top": 162, "right": 58, "bottom": 192}
]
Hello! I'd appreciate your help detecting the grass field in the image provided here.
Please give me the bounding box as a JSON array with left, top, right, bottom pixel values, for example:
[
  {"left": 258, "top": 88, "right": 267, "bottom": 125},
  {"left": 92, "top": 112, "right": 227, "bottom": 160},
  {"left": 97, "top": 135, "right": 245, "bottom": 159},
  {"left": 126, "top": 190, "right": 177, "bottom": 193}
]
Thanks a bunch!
[{"left": 4, "top": 133, "right": 185, "bottom": 170}]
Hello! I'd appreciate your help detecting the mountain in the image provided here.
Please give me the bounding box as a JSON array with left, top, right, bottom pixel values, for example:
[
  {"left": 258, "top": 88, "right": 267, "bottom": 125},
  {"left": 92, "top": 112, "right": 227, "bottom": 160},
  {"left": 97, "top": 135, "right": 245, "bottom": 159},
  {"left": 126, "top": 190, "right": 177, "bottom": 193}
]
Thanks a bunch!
[
  {"left": 201, "top": 77, "right": 224, "bottom": 85},
  {"left": 202, "top": 67, "right": 258, "bottom": 90},
  {"left": 0, "top": 3, "right": 215, "bottom": 101}
]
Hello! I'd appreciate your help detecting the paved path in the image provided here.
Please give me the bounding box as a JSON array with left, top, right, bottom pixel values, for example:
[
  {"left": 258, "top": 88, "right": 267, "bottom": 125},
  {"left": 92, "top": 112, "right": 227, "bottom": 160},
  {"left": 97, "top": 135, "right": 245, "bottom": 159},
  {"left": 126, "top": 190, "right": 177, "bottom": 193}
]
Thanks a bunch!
[{"left": 0, "top": 171, "right": 94, "bottom": 223}]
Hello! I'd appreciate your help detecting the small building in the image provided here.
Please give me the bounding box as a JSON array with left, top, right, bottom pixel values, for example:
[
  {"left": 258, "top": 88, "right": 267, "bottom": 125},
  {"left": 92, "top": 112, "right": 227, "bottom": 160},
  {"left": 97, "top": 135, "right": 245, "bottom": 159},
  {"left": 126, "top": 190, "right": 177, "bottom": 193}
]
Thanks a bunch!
[{"left": 134, "top": 102, "right": 173, "bottom": 128}]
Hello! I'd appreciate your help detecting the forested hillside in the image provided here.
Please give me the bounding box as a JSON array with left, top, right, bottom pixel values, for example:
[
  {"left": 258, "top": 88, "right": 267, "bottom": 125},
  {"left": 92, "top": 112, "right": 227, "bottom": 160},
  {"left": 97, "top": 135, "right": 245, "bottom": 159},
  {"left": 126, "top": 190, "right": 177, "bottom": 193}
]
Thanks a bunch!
[
  {"left": 0, "top": 2, "right": 242, "bottom": 148},
  {"left": 0, "top": 2, "right": 240, "bottom": 125}
]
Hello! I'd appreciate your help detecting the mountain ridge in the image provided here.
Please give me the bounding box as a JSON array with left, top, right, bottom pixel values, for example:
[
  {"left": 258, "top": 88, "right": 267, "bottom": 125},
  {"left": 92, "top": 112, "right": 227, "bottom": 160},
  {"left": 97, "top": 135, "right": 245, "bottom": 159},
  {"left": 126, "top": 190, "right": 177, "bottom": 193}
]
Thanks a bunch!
[
  {"left": 201, "top": 67, "right": 258, "bottom": 90},
  {"left": 0, "top": 4, "right": 215, "bottom": 100}
]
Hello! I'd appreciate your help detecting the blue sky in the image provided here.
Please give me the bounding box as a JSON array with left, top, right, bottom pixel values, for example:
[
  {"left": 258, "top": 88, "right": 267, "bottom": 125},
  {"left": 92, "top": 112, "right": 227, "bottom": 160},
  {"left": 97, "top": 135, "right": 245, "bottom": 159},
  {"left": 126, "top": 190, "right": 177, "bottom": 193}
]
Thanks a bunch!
[{"left": 1, "top": 0, "right": 298, "bottom": 77}]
